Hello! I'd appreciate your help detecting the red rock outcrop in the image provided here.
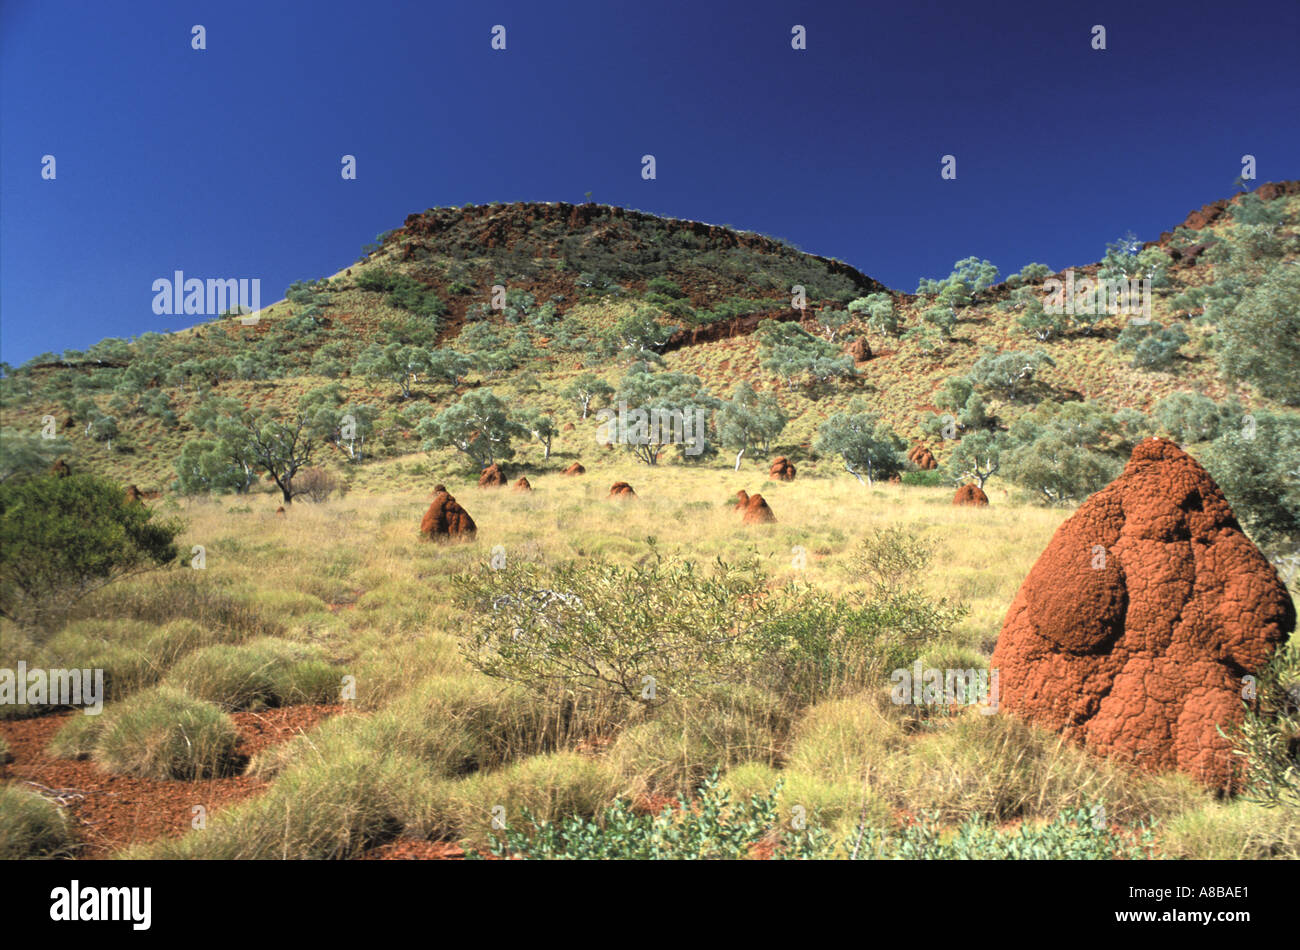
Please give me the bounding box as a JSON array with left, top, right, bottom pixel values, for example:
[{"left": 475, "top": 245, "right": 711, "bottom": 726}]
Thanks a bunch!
[
  {"left": 847, "top": 338, "right": 872, "bottom": 362},
  {"left": 478, "top": 464, "right": 507, "bottom": 487},
  {"left": 768, "top": 457, "right": 796, "bottom": 481},
  {"left": 609, "top": 481, "right": 636, "bottom": 499},
  {"left": 478, "top": 463, "right": 507, "bottom": 487},
  {"left": 953, "top": 483, "right": 989, "bottom": 507},
  {"left": 513, "top": 477, "right": 532, "bottom": 492},
  {"left": 991, "top": 438, "right": 1295, "bottom": 790},
  {"left": 908, "top": 445, "right": 937, "bottom": 470},
  {"left": 563, "top": 463, "right": 585, "bottom": 476},
  {"left": 420, "top": 489, "right": 477, "bottom": 540},
  {"left": 741, "top": 493, "right": 776, "bottom": 524}
]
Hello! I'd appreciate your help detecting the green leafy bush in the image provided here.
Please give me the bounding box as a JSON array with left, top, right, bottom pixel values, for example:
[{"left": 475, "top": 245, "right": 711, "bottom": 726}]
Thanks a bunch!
[
  {"left": 455, "top": 553, "right": 776, "bottom": 706},
  {"left": 0, "top": 474, "right": 183, "bottom": 632},
  {"left": 477, "top": 772, "right": 830, "bottom": 859},
  {"left": 848, "top": 808, "right": 1157, "bottom": 859}
]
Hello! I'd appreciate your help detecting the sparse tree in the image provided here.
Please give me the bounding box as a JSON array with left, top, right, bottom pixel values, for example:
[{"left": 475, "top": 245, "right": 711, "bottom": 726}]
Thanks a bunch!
[
  {"left": 814, "top": 400, "right": 905, "bottom": 485},
  {"left": 563, "top": 373, "right": 615, "bottom": 420}
]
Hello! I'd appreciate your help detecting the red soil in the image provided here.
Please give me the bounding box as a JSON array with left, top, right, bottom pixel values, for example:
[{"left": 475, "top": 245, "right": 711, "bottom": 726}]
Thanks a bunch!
[{"left": 0, "top": 705, "right": 340, "bottom": 857}]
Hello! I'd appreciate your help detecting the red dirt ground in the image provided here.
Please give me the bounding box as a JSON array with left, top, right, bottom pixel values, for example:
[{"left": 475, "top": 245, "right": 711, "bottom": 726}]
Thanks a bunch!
[
  {"left": 362, "top": 840, "right": 467, "bottom": 860},
  {"left": 0, "top": 704, "right": 341, "bottom": 857}
]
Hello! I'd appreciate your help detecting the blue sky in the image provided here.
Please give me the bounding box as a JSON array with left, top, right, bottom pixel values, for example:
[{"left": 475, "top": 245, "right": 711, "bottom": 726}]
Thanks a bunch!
[{"left": 2, "top": 0, "right": 1297, "bottom": 365}]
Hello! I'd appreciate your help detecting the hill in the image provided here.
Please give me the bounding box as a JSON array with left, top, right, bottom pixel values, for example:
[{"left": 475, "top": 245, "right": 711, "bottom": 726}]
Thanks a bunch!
[{"left": 2, "top": 183, "right": 1298, "bottom": 548}]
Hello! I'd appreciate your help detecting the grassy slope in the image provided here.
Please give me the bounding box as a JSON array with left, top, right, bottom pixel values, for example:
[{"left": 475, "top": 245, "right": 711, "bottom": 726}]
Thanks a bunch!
[
  {"left": 2, "top": 190, "right": 1297, "bottom": 859},
  {"left": 6, "top": 191, "right": 1296, "bottom": 494}
]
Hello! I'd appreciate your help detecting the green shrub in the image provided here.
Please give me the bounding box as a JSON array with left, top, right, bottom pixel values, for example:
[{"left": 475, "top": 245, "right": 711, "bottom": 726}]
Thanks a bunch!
[
  {"left": 0, "top": 786, "right": 78, "bottom": 858},
  {"left": 900, "top": 469, "right": 944, "bottom": 487},
  {"left": 455, "top": 554, "right": 778, "bottom": 706},
  {"left": 0, "top": 474, "right": 183, "bottom": 633},
  {"left": 848, "top": 808, "right": 1157, "bottom": 859},
  {"left": 477, "top": 771, "right": 830, "bottom": 859},
  {"left": 1200, "top": 411, "right": 1300, "bottom": 548},
  {"left": 56, "top": 686, "right": 239, "bottom": 779}
]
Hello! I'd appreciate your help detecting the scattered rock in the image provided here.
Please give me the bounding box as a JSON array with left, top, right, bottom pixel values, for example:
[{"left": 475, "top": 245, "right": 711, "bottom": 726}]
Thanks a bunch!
[
  {"left": 563, "top": 463, "right": 585, "bottom": 476},
  {"left": 609, "top": 481, "right": 637, "bottom": 499},
  {"left": 991, "top": 438, "right": 1295, "bottom": 790},
  {"left": 953, "top": 484, "right": 989, "bottom": 507},
  {"left": 513, "top": 477, "right": 532, "bottom": 492},
  {"left": 741, "top": 493, "right": 776, "bottom": 524},
  {"left": 908, "top": 445, "right": 937, "bottom": 470},
  {"left": 420, "top": 488, "right": 477, "bottom": 540},
  {"left": 478, "top": 463, "right": 507, "bottom": 488},
  {"left": 769, "top": 456, "right": 797, "bottom": 481}
]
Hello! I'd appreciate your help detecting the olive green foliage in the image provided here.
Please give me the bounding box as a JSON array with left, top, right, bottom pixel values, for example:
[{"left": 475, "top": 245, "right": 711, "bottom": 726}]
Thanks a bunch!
[
  {"left": 479, "top": 772, "right": 831, "bottom": 859},
  {"left": 813, "top": 398, "right": 905, "bottom": 484},
  {"left": 848, "top": 808, "right": 1157, "bottom": 860},
  {"left": 0, "top": 474, "right": 182, "bottom": 631},
  {"left": 1000, "top": 401, "right": 1141, "bottom": 504}
]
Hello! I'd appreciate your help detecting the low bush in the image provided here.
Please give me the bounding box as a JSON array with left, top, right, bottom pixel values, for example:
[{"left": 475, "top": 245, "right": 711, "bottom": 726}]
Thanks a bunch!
[
  {"left": 477, "top": 771, "right": 829, "bottom": 859},
  {"left": 0, "top": 473, "right": 183, "bottom": 634},
  {"left": 848, "top": 808, "right": 1158, "bottom": 860}
]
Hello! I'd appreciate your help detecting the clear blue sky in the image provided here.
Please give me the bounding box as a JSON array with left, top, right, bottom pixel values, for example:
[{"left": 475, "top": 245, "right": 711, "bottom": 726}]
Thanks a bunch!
[{"left": 3, "top": 0, "right": 1297, "bottom": 365}]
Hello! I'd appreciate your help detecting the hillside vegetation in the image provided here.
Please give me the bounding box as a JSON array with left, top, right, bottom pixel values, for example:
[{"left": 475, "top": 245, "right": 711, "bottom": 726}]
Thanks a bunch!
[{"left": 1, "top": 184, "right": 1297, "bottom": 860}]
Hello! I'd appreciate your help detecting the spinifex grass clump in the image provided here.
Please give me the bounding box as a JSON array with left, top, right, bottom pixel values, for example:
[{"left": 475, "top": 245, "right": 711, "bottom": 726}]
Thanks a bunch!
[
  {"left": 162, "top": 638, "right": 340, "bottom": 711},
  {"left": 0, "top": 786, "right": 79, "bottom": 859},
  {"left": 50, "top": 686, "right": 239, "bottom": 780},
  {"left": 476, "top": 771, "right": 831, "bottom": 860}
]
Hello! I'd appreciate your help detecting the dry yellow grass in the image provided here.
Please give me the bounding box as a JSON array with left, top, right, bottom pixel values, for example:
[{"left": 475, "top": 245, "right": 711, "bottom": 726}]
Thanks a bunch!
[{"left": 22, "top": 467, "right": 1285, "bottom": 858}]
